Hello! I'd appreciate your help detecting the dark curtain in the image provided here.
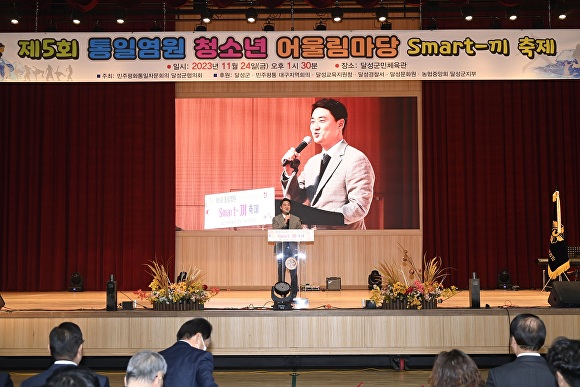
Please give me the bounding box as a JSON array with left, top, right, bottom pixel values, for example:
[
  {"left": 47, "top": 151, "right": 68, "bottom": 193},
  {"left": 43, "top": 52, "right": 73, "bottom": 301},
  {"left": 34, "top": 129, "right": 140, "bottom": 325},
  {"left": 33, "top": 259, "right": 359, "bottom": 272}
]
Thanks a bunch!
[
  {"left": 0, "top": 82, "right": 176, "bottom": 291},
  {"left": 423, "top": 80, "right": 580, "bottom": 289}
]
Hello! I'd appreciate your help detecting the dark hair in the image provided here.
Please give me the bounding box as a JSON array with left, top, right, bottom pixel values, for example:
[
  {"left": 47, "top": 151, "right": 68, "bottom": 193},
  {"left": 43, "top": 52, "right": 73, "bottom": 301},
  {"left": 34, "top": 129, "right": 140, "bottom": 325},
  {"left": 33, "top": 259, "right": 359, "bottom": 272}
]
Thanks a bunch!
[
  {"left": 176, "top": 317, "right": 212, "bottom": 341},
  {"left": 44, "top": 366, "right": 99, "bottom": 387},
  {"left": 311, "top": 98, "right": 348, "bottom": 130},
  {"left": 546, "top": 336, "right": 580, "bottom": 387},
  {"left": 428, "top": 349, "right": 484, "bottom": 387},
  {"left": 509, "top": 313, "right": 546, "bottom": 351},
  {"left": 280, "top": 198, "right": 291, "bottom": 206},
  {"left": 49, "top": 322, "right": 84, "bottom": 361}
]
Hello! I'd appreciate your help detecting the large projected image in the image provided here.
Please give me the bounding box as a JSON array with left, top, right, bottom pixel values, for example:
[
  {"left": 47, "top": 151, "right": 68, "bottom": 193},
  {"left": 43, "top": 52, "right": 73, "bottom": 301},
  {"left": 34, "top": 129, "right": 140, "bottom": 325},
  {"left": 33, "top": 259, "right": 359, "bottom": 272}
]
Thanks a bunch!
[{"left": 176, "top": 97, "right": 419, "bottom": 230}]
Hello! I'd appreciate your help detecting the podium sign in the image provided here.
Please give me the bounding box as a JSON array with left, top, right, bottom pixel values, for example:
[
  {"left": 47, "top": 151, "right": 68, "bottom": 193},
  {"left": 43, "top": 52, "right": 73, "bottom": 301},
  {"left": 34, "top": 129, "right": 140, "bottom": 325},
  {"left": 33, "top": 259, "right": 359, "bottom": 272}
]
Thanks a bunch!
[{"left": 268, "top": 229, "right": 314, "bottom": 243}]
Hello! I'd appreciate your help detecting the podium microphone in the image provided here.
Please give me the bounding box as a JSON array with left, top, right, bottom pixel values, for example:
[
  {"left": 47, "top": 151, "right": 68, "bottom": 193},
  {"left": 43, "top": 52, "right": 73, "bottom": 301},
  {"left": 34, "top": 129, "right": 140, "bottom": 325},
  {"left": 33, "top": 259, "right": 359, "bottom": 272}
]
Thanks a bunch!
[{"left": 282, "top": 136, "right": 312, "bottom": 166}]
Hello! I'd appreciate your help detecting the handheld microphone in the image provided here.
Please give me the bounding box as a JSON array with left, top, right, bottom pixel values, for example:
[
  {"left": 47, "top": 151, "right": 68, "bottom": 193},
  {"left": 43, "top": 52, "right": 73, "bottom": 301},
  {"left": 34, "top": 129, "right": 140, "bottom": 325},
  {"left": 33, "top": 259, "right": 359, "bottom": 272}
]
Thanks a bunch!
[{"left": 282, "top": 136, "right": 312, "bottom": 166}]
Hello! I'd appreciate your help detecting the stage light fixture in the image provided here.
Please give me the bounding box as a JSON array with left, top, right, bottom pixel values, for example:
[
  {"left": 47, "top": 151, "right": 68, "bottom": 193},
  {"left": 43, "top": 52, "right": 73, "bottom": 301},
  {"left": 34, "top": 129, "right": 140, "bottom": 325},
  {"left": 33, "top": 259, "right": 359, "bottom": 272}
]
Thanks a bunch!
[
  {"left": 177, "top": 271, "right": 187, "bottom": 282},
  {"left": 195, "top": 24, "right": 207, "bottom": 31},
  {"left": 331, "top": 6, "right": 343, "bottom": 22},
  {"left": 246, "top": 7, "right": 258, "bottom": 23},
  {"left": 426, "top": 18, "right": 437, "bottom": 30},
  {"left": 271, "top": 281, "right": 293, "bottom": 310},
  {"left": 116, "top": 8, "right": 125, "bottom": 24},
  {"left": 498, "top": 270, "right": 511, "bottom": 289},
  {"left": 375, "top": 6, "right": 388, "bottom": 23},
  {"left": 69, "top": 272, "right": 84, "bottom": 292},
  {"left": 93, "top": 21, "right": 104, "bottom": 32},
  {"left": 368, "top": 270, "right": 382, "bottom": 290},
  {"left": 71, "top": 11, "right": 81, "bottom": 25},
  {"left": 380, "top": 21, "right": 392, "bottom": 30},
  {"left": 315, "top": 20, "right": 327, "bottom": 30},
  {"left": 201, "top": 8, "right": 212, "bottom": 24},
  {"left": 461, "top": 5, "right": 474, "bottom": 22},
  {"left": 10, "top": 3, "right": 20, "bottom": 25},
  {"left": 557, "top": 4, "right": 568, "bottom": 20},
  {"left": 506, "top": 6, "right": 518, "bottom": 21},
  {"left": 263, "top": 19, "right": 275, "bottom": 31}
]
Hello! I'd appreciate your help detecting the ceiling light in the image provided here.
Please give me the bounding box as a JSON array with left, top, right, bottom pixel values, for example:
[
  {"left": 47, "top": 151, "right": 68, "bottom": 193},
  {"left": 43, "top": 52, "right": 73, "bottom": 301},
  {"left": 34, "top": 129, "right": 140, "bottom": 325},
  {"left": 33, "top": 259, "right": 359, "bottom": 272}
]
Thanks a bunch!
[
  {"left": 557, "top": 4, "right": 568, "bottom": 20},
  {"left": 375, "top": 6, "right": 387, "bottom": 23},
  {"left": 315, "top": 20, "right": 327, "bottom": 30},
  {"left": 263, "top": 19, "right": 275, "bottom": 31},
  {"left": 461, "top": 5, "right": 474, "bottom": 22},
  {"left": 201, "top": 7, "right": 212, "bottom": 24},
  {"left": 246, "top": 7, "right": 258, "bottom": 23},
  {"left": 71, "top": 11, "right": 81, "bottom": 25},
  {"left": 331, "top": 6, "right": 343, "bottom": 22},
  {"left": 10, "top": 3, "right": 20, "bottom": 25},
  {"left": 506, "top": 6, "right": 518, "bottom": 21},
  {"left": 115, "top": 8, "right": 125, "bottom": 24}
]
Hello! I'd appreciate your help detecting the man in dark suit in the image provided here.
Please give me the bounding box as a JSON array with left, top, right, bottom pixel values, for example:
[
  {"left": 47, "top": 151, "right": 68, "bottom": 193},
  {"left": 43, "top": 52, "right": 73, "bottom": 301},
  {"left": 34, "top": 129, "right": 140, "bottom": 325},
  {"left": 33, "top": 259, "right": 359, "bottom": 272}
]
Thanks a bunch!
[
  {"left": 20, "top": 322, "right": 109, "bottom": 387},
  {"left": 160, "top": 318, "right": 217, "bottom": 387},
  {"left": 272, "top": 198, "right": 302, "bottom": 298},
  {"left": 486, "top": 313, "right": 556, "bottom": 387},
  {"left": 0, "top": 372, "right": 14, "bottom": 387}
]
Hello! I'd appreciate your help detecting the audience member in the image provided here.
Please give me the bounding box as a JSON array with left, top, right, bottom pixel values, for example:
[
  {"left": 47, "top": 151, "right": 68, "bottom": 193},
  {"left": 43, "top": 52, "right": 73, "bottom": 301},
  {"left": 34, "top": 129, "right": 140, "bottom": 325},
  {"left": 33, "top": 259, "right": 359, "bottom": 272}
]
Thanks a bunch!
[
  {"left": 20, "top": 322, "right": 110, "bottom": 387},
  {"left": 125, "top": 350, "right": 167, "bottom": 387},
  {"left": 43, "top": 366, "right": 100, "bottom": 387},
  {"left": 159, "top": 318, "right": 217, "bottom": 387},
  {"left": 486, "top": 313, "right": 556, "bottom": 387},
  {"left": 546, "top": 336, "right": 580, "bottom": 387},
  {"left": 0, "top": 372, "right": 14, "bottom": 387},
  {"left": 428, "top": 349, "right": 484, "bottom": 387}
]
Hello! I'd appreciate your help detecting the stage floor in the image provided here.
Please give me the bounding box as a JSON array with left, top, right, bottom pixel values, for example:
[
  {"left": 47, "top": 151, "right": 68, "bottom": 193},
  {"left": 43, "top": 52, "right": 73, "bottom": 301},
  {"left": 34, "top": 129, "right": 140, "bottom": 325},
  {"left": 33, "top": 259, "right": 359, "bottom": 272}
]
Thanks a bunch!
[{"left": 0, "top": 288, "right": 552, "bottom": 312}]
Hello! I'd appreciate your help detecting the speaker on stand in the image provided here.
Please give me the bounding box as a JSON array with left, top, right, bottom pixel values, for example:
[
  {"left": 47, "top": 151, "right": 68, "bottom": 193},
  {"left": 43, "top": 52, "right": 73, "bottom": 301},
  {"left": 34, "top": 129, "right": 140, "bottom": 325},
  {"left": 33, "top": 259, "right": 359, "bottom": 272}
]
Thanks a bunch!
[
  {"left": 106, "top": 274, "right": 117, "bottom": 311},
  {"left": 548, "top": 281, "right": 580, "bottom": 307}
]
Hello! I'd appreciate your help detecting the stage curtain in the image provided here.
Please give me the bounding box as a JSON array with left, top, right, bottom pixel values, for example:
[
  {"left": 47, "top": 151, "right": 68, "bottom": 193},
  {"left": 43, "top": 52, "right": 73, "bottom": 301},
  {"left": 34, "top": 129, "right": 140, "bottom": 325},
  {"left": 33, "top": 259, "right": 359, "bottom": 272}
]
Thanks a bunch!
[
  {"left": 423, "top": 80, "right": 580, "bottom": 289},
  {"left": 0, "top": 83, "right": 176, "bottom": 292}
]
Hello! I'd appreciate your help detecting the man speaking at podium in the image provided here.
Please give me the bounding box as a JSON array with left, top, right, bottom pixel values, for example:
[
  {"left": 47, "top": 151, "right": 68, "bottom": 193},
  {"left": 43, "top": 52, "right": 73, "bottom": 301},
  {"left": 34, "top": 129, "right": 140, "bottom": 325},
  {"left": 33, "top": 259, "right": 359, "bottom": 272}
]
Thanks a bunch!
[
  {"left": 272, "top": 198, "right": 302, "bottom": 298},
  {"left": 280, "top": 98, "right": 375, "bottom": 230}
]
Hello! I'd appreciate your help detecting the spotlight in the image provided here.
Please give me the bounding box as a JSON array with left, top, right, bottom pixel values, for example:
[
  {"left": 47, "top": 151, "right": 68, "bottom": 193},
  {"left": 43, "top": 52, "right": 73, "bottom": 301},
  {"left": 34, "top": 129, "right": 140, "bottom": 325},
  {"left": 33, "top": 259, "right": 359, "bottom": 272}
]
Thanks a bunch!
[
  {"left": 368, "top": 270, "right": 382, "bottom": 290},
  {"left": 314, "top": 20, "right": 327, "bottom": 30},
  {"left": 246, "top": 7, "right": 258, "bottom": 23},
  {"left": 380, "top": 21, "right": 392, "bottom": 30},
  {"left": 71, "top": 11, "right": 81, "bottom": 25},
  {"left": 93, "top": 21, "right": 104, "bottom": 32},
  {"left": 557, "top": 4, "right": 568, "bottom": 20},
  {"left": 10, "top": 3, "right": 20, "bottom": 25},
  {"left": 331, "top": 6, "right": 343, "bottom": 22},
  {"left": 375, "top": 6, "right": 387, "bottom": 23},
  {"left": 195, "top": 24, "right": 207, "bottom": 31},
  {"left": 201, "top": 7, "right": 212, "bottom": 24},
  {"left": 263, "top": 19, "right": 275, "bottom": 31},
  {"left": 177, "top": 271, "right": 187, "bottom": 282},
  {"left": 69, "top": 272, "right": 84, "bottom": 292},
  {"left": 426, "top": 18, "right": 437, "bottom": 30},
  {"left": 271, "top": 281, "right": 293, "bottom": 310},
  {"left": 461, "top": 5, "right": 474, "bottom": 22},
  {"left": 115, "top": 8, "right": 125, "bottom": 24},
  {"left": 498, "top": 270, "right": 511, "bottom": 289},
  {"left": 506, "top": 6, "right": 518, "bottom": 21}
]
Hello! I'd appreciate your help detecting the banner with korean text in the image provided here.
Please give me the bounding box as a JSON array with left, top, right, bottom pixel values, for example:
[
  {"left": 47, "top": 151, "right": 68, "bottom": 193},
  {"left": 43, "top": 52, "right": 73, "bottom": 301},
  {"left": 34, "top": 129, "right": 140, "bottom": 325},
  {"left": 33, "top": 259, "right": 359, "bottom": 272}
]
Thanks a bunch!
[{"left": 0, "top": 29, "right": 578, "bottom": 82}]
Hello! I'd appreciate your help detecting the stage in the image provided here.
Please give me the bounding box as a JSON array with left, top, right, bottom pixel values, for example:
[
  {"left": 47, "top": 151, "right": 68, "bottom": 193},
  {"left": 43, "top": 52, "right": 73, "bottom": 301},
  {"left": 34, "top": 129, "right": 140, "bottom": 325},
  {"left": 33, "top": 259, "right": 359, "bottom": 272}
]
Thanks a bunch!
[{"left": 1, "top": 288, "right": 578, "bottom": 363}]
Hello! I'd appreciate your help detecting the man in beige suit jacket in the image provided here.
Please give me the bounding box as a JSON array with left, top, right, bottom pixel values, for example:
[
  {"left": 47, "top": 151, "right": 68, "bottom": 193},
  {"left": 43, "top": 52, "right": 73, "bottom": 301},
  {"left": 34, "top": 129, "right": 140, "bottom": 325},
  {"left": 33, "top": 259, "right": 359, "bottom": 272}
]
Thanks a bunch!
[{"left": 281, "top": 98, "right": 375, "bottom": 230}]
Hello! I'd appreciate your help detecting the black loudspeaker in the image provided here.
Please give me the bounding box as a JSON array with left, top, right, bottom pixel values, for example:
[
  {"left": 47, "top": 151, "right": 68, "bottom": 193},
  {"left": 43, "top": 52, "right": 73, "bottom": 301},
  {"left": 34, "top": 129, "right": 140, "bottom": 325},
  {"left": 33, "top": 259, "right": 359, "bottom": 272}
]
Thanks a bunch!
[
  {"left": 106, "top": 275, "right": 117, "bottom": 311},
  {"left": 0, "top": 294, "right": 5, "bottom": 309},
  {"left": 69, "top": 272, "right": 84, "bottom": 292},
  {"left": 469, "top": 272, "right": 480, "bottom": 308},
  {"left": 548, "top": 281, "right": 580, "bottom": 307}
]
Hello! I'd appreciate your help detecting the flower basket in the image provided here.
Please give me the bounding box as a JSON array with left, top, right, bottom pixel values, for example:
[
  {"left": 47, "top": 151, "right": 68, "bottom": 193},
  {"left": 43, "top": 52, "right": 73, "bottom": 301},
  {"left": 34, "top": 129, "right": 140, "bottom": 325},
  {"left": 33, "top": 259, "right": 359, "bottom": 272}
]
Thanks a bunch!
[
  {"left": 152, "top": 300, "right": 204, "bottom": 311},
  {"left": 382, "top": 299, "right": 408, "bottom": 309}
]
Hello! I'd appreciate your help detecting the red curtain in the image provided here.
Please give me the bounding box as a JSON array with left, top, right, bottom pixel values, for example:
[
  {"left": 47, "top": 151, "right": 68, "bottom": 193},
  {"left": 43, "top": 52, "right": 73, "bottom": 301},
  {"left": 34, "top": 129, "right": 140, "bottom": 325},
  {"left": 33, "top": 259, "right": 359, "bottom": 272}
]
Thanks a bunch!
[
  {"left": 0, "top": 83, "right": 176, "bottom": 291},
  {"left": 423, "top": 80, "right": 580, "bottom": 289}
]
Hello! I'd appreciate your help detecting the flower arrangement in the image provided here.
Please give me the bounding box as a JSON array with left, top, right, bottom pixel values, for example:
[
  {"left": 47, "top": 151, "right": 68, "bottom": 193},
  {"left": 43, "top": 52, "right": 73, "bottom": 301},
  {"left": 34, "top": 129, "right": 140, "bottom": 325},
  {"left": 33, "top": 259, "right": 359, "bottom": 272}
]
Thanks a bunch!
[
  {"left": 370, "top": 244, "right": 458, "bottom": 309},
  {"left": 136, "top": 260, "right": 219, "bottom": 307}
]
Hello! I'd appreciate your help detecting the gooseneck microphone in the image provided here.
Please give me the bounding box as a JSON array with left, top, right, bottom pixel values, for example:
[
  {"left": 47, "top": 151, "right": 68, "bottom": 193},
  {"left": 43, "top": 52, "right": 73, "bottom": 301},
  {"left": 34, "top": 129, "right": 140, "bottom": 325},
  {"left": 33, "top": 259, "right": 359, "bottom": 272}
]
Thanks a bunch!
[{"left": 282, "top": 136, "right": 312, "bottom": 166}]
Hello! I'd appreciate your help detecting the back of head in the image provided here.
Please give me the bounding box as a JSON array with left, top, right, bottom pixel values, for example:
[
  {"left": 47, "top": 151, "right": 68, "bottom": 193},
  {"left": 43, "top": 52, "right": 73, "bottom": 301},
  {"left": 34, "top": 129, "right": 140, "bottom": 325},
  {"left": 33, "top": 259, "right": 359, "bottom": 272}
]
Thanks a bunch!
[
  {"left": 429, "top": 349, "right": 484, "bottom": 387},
  {"left": 311, "top": 98, "right": 348, "bottom": 130},
  {"left": 44, "top": 366, "right": 99, "bottom": 387},
  {"left": 509, "top": 313, "right": 546, "bottom": 351},
  {"left": 176, "top": 318, "right": 212, "bottom": 341},
  {"left": 547, "top": 337, "right": 580, "bottom": 387},
  {"left": 126, "top": 350, "right": 167, "bottom": 385},
  {"left": 49, "top": 322, "right": 84, "bottom": 360}
]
